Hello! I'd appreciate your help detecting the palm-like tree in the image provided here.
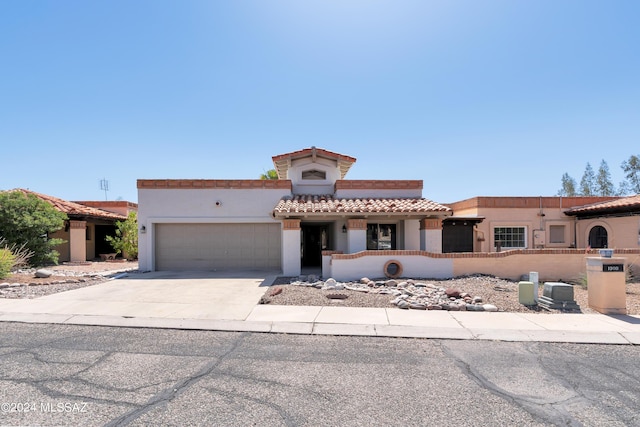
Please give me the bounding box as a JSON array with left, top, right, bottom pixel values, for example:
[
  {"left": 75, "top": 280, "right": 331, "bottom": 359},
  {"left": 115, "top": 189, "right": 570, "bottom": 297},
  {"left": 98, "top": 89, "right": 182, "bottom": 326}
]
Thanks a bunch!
[{"left": 260, "top": 169, "right": 279, "bottom": 180}]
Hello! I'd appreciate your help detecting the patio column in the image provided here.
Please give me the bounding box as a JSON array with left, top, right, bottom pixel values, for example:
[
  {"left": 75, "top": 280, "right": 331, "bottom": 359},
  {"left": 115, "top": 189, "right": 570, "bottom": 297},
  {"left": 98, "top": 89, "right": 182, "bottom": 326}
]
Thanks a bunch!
[
  {"left": 281, "top": 219, "right": 301, "bottom": 276},
  {"left": 420, "top": 218, "right": 443, "bottom": 253},
  {"left": 69, "top": 220, "right": 87, "bottom": 262},
  {"left": 347, "top": 218, "right": 367, "bottom": 253}
]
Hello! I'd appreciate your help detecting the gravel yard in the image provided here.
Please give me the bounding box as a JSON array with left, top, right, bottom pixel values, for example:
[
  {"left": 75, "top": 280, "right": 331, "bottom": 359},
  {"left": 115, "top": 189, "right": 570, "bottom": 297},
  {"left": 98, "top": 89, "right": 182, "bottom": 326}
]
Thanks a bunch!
[
  {"left": 0, "top": 261, "right": 139, "bottom": 299},
  {"left": 261, "top": 275, "right": 640, "bottom": 315}
]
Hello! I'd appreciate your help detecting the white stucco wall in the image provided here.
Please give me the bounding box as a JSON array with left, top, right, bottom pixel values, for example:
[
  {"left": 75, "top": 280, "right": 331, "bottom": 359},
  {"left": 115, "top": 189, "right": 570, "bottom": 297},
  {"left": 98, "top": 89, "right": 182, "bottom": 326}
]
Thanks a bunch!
[
  {"left": 289, "top": 158, "right": 341, "bottom": 195},
  {"left": 329, "top": 254, "right": 454, "bottom": 281},
  {"left": 347, "top": 229, "right": 367, "bottom": 253},
  {"left": 404, "top": 220, "right": 420, "bottom": 250},
  {"left": 137, "top": 187, "right": 290, "bottom": 271},
  {"left": 282, "top": 228, "right": 301, "bottom": 276},
  {"left": 420, "top": 229, "right": 443, "bottom": 253}
]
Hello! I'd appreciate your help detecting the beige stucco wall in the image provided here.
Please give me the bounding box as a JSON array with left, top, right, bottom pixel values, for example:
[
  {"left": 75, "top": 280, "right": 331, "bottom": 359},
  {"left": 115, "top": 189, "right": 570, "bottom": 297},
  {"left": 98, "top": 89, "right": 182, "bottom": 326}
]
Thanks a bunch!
[
  {"left": 576, "top": 216, "right": 640, "bottom": 249},
  {"left": 455, "top": 250, "right": 640, "bottom": 281},
  {"left": 329, "top": 249, "right": 640, "bottom": 282}
]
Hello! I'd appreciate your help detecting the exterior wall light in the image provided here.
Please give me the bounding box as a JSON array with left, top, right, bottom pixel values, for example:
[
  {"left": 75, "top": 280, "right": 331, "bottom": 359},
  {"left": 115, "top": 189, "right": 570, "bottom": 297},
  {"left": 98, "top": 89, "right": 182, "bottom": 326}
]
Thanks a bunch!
[
  {"left": 140, "top": 225, "right": 146, "bottom": 233},
  {"left": 342, "top": 225, "right": 347, "bottom": 233}
]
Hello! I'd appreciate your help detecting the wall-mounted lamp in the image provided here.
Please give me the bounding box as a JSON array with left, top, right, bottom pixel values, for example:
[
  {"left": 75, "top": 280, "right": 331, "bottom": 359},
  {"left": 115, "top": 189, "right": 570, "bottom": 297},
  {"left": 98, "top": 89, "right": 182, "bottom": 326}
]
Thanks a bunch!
[
  {"left": 215, "top": 200, "right": 222, "bottom": 207},
  {"left": 140, "top": 225, "right": 146, "bottom": 234},
  {"left": 342, "top": 225, "right": 347, "bottom": 233}
]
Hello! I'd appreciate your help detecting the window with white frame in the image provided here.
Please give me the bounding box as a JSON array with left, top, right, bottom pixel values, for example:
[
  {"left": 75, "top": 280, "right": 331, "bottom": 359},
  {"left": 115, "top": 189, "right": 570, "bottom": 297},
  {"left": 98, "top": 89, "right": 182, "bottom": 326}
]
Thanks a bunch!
[
  {"left": 494, "top": 226, "right": 526, "bottom": 249},
  {"left": 549, "top": 225, "right": 565, "bottom": 244}
]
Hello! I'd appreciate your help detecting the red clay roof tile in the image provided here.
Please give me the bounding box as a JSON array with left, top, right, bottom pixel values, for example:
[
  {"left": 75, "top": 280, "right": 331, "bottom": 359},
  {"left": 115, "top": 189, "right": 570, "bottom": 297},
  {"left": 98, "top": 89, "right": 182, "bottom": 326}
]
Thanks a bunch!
[
  {"left": 273, "top": 194, "right": 451, "bottom": 216},
  {"left": 9, "top": 189, "right": 127, "bottom": 220},
  {"left": 565, "top": 194, "right": 640, "bottom": 215}
]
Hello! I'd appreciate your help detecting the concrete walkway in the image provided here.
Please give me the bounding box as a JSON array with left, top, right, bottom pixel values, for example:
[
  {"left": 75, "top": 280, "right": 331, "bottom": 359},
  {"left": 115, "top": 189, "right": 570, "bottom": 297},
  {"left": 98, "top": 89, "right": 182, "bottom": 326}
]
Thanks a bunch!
[{"left": 1, "top": 272, "right": 639, "bottom": 344}]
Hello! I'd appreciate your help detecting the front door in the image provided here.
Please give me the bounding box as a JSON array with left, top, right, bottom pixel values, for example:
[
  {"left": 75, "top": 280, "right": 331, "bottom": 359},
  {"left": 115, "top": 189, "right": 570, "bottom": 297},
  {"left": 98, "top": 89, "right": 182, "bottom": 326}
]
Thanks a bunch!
[{"left": 301, "top": 224, "right": 330, "bottom": 267}]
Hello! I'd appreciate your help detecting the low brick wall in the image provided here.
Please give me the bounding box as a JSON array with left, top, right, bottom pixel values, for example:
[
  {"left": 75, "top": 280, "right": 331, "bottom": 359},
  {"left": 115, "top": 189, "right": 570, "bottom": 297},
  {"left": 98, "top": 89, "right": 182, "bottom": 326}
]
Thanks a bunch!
[{"left": 328, "top": 249, "right": 640, "bottom": 282}]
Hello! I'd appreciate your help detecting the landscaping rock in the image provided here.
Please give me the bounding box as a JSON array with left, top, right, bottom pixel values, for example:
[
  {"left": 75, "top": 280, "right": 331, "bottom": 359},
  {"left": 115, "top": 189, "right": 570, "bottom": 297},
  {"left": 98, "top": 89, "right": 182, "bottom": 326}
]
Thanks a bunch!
[
  {"left": 325, "top": 278, "right": 337, "bottom": 287},
  {"left": 35, "top": 269, "right": 54, "bottom": 278},
  {"left": 445, "top": 288, "right": 462, "bottom": 297},
  {"left": 397, "top": 300, "right": 410, "bottom": 309}
]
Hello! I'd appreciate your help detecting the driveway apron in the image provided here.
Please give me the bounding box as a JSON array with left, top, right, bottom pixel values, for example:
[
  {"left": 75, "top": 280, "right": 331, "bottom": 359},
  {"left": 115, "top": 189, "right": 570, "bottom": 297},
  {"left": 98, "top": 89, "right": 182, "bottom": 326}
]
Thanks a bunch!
[{"left": 0, "top": 271, "right": 275, "bottom": 321}]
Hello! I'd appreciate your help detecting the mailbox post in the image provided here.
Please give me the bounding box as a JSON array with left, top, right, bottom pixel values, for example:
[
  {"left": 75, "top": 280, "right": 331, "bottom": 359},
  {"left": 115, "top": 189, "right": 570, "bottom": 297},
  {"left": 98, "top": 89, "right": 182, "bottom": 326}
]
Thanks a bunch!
[{"left": 586, "top": 256, "right": 627, "bottom": 315}]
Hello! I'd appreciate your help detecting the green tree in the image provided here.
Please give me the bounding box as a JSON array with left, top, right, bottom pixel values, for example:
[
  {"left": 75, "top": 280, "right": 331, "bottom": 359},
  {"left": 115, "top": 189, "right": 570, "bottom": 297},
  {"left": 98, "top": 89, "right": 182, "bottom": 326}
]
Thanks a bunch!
[
  {"left": 105, "top": 211, "right": 138, "bottom": 260},
  {"left": 621, "top": 154, "right": 640, "bottom": 194},
  {"left": 557, "top": 173, "right": 577, "bottom": 196},
  {"left": 0, "top": 191, "right": 66, "bottom": 266},
  {"left": 579, "top": 162, "right": 597, "bottom": 196},
  {"left": 260, "top": 169, "right": 279, "bottom": 180},
  {"left": 595, "top": 159, "right": 615, "bottom": 196}
]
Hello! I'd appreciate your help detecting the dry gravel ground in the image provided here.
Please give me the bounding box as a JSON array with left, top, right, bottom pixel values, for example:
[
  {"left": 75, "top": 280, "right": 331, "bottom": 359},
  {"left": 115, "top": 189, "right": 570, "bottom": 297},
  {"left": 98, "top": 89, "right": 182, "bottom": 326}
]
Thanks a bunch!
[
  {"left": 262, "top": 275, "right": 640, "bottom": 315},
  {"left": 0, "top": 261, "right": 139, "bottom": 299}
]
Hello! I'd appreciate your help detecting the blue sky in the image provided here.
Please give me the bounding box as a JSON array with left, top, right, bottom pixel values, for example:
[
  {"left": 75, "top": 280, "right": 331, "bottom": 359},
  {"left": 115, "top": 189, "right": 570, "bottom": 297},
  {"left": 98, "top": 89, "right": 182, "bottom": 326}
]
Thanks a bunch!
[{"left": 1, "top": 0, "right": 638, "bottom": 204}]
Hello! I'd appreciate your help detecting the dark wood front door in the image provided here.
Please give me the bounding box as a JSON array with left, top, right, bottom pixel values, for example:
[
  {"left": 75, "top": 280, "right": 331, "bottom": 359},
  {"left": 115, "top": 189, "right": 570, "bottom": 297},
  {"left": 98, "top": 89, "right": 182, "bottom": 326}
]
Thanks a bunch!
[{"left": 301, "top": 224, "right": 330, "bottom": 267}]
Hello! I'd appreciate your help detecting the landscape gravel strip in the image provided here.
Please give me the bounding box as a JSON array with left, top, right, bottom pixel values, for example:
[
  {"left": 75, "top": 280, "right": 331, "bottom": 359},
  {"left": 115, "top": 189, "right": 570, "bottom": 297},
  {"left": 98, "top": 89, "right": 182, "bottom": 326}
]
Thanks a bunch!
[{"left": 262, "top": 275, "right": 640, "bottom": 315}]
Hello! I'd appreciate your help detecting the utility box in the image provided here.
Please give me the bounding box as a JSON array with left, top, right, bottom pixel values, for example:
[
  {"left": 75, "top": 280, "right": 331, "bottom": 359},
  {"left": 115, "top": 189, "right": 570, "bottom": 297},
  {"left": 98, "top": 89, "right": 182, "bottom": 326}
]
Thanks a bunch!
[
  {"left": 586, "top": 256, "right": 627, "bottom": 315},
  {"left": 529, "top": 271, "right": 539, "bottom": 302},
  {"left": 538, "top": 282, "right": 580, "bottom": 311},
  {"left": 518, "top": 281, "right": 536, "bottom": 305},
  {"left": 533, "top": 230, "right": 546, "bottom": 246}
]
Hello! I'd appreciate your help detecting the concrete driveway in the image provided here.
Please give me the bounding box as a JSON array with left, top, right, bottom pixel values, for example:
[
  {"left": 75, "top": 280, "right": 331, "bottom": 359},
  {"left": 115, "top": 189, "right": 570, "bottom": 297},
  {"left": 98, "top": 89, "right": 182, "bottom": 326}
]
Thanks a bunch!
[{"left": 0, "top": 270, "right": 277, "bottom": 321}]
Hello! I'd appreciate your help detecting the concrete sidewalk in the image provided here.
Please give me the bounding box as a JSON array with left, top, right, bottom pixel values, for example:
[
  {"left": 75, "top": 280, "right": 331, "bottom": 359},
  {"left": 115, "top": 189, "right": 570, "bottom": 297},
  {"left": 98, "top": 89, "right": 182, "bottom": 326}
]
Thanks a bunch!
[{"left": 1, "top": 273, "right": 639, "bottom": 344}]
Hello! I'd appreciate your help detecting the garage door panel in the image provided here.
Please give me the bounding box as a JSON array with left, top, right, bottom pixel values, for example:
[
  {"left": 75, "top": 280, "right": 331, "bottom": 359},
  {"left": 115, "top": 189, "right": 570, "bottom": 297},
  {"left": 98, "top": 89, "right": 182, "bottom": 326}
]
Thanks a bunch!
[{"left": 155, "top": 223, "right": 281, "bottom": 271}]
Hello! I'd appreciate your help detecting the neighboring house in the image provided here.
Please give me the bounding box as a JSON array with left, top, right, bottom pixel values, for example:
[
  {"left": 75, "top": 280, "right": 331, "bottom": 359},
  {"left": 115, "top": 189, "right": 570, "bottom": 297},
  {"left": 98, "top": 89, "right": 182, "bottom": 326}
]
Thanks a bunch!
[
  {"left": 11, "top": 190, "right": 137, "bottom": 263},
  {"left": 446, "top": 196, "right": 621, "bottom": 252},
  {"left": 137, "top": 147, "right": 452, "bottom": 275},
  {"left": 137, "top": 147, "right": 640, "bottom": 280},
  {"left": 564, "top": 194, "right": 640, "bottom": 249}
]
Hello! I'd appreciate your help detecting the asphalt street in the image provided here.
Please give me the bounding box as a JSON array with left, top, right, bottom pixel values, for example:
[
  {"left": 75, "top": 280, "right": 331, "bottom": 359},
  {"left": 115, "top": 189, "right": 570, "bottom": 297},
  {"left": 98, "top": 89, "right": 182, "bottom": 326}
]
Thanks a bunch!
[{"left": 1, "top": 323, "right": 639, "bottom": 426}]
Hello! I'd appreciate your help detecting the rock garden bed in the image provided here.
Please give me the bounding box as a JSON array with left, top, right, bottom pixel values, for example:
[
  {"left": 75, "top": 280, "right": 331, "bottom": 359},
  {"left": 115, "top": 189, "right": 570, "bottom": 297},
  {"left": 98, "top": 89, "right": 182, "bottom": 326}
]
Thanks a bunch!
[{"left": 262, "top": 274, "right": 640, "bottom": 315}]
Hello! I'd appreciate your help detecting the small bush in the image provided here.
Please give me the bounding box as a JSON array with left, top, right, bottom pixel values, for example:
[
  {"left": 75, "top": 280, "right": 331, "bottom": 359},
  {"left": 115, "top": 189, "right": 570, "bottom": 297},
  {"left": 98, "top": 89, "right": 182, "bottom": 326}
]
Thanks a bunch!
[{"left": 0, "top": 248, "right": 15, "bottom": 279}]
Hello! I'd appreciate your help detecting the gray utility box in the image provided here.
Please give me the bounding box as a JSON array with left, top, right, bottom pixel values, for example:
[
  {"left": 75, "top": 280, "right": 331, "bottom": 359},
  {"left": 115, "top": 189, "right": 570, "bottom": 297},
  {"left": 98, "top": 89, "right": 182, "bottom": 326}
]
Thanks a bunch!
[{"left": 538, "top": 282, "right": 580, "bottom": 311}]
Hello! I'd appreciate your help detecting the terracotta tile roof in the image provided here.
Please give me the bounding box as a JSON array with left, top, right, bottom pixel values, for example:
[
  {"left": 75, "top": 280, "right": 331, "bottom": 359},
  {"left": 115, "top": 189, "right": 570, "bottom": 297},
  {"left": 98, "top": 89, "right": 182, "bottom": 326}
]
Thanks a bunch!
[
  {"left": 565, "top": 194, "right": 640, "bottom": 215},
  {"left": 9, "top": 189, "right": 127, "bottom": 220},
  {"left": 273, "top": 194, "right": 452, "bottom": 216}
]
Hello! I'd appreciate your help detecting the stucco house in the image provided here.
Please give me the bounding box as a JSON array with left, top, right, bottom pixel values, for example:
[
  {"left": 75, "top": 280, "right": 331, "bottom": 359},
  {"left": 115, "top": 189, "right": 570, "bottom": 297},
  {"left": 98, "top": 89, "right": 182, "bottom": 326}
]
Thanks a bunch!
[
  {"left": 137, "top": 147, "right": 453, "bottom": 276},
  {"left": 10, "top": 189, "right": 137, "bottom": 263}
]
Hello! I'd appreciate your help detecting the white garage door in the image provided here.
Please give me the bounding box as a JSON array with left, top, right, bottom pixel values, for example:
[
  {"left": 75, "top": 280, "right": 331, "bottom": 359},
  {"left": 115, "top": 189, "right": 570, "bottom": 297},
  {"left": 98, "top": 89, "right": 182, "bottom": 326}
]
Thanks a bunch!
[{"left": 155, "top": 223, "right": 281, "bottom": 271}]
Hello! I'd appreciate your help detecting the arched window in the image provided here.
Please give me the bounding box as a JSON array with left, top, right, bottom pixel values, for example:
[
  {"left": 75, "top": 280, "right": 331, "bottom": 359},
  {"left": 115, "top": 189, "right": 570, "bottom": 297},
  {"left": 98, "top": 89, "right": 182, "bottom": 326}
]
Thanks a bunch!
[{"left": 588, "top": 226, "right": 608, "bottom": 249}]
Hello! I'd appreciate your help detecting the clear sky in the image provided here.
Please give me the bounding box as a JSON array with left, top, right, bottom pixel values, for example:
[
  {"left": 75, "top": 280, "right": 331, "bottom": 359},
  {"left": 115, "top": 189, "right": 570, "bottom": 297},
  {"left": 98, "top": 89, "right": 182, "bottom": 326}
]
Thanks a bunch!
[{"left": 1, "top": 1, "right": 638, "bottom": 204}]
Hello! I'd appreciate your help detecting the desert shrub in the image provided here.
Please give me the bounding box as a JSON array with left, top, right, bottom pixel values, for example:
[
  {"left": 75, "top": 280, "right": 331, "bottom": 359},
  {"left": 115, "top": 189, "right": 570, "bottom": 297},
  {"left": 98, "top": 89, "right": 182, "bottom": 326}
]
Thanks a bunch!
[
  {"left": 0, "top": 237, "right": 34, "bottom": 269},
  {"left": 105, "top": 212, "right": 138, "bottom": 260},
  {"left": 0, "top": 191, "right": 66, "bottom": 266},
  {"left": 0, "top": 248, "right": 15, "bottom": 279}
]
